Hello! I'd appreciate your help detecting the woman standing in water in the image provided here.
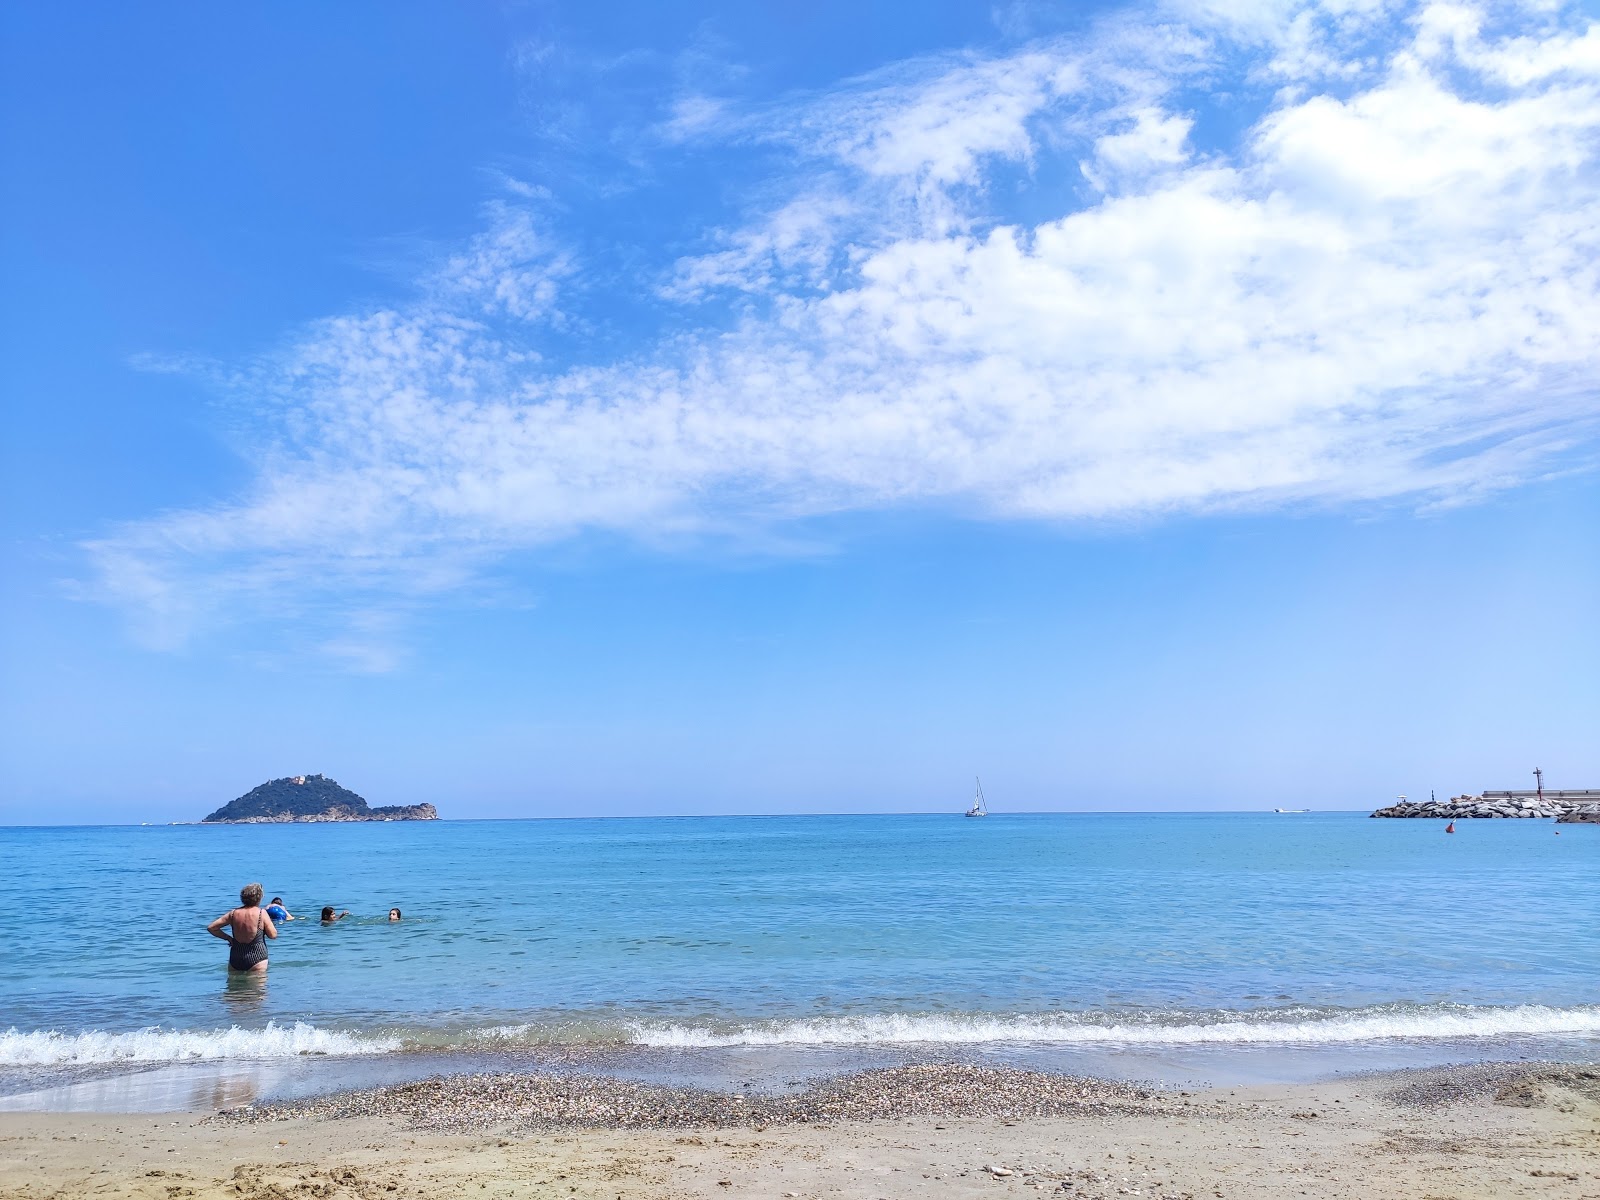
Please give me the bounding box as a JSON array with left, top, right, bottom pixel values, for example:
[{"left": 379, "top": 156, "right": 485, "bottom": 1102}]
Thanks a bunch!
[{"left": 207, "top": 882, "right": 277, "bottom": 973}]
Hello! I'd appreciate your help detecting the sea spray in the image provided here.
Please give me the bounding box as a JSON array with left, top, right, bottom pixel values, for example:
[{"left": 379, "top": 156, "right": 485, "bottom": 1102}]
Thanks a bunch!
[
  {"left": 0, "top": 1022, "right": 398, "bottom": 1066},
  {"left": 623, "top": 1003, "right": 1600, "bottom": 1048},
  {"left": 5, "top": 1003, "right": 1597, "bottom": 1066}
]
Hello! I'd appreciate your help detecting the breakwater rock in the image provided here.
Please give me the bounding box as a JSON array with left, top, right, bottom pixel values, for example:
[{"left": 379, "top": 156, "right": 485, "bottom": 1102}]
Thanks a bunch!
[
  {"left": 1556, "top": 805, "right": 1600, "bottom": 825},
  {"left": 203, "top": 774, "right": 440, "bottom": 823},
  {"left": 1371, "top": 794, "right": 1562, "bottom": 819}
]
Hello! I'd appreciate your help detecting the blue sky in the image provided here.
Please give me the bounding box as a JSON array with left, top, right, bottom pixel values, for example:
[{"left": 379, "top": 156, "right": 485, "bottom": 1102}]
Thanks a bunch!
[{"left": 2, "top": 0, "right": 1596, "bottom": 823}]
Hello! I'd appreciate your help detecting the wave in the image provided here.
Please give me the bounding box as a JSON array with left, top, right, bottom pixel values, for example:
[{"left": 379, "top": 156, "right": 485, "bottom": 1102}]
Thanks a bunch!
[
  {"left": 623, "top": 1004, "right": 1600, "bottom": 1048},
  {"left": 6, "top": 1004, "right": 1597, "bottom": 1065},
  {"left": 0, "top": 1022, "right": 398, "bottom": 1066}
]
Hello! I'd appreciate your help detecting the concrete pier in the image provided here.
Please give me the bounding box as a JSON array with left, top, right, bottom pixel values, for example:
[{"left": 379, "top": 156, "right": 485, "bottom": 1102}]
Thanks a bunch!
[{"left": 1478, "top": 789, "right": 1600, "bottom": 804}]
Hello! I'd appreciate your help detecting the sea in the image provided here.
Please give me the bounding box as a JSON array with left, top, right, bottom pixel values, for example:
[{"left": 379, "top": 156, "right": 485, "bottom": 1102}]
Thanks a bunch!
[{"left": 1, "top": 812, "right": 1596, "bottom": 1112}]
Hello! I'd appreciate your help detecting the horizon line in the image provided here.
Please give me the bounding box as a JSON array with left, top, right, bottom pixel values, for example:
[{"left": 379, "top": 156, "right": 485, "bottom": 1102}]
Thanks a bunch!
[{"left": 3, "top": 807, "right": 1377, "bottom": 829}]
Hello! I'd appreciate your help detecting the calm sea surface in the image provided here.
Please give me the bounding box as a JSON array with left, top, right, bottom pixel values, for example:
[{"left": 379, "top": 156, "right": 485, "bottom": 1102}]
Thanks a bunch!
[{"left": 1, "top": 813, "right": 1596, "bottom": 1105}]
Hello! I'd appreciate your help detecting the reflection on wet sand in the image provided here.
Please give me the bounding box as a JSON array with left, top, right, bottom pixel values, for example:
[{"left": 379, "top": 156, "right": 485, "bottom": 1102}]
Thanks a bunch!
[
  {"left": 196, "top": 1073, "right": 259, "bottom": 1111},
  {"left": 0, "top": 1065, "right": 258, "bottom": 1113}
]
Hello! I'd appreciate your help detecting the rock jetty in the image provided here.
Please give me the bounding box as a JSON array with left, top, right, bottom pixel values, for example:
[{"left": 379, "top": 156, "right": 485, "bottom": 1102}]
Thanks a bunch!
[
  {"left": 1371, "top": 794, "right": 1562, "bottom": 819},
  {"left": 202, "top": 774, "right": 439, "bottom": 823},
  {"left": 1556, "top": 804, "right": 1600, "bottom": 824}
]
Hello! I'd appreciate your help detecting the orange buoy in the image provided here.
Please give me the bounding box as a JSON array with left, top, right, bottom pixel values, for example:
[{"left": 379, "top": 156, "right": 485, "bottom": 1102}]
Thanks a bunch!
[{"left": 1445, "top": 820, "right": 1456, "bottom": 834}]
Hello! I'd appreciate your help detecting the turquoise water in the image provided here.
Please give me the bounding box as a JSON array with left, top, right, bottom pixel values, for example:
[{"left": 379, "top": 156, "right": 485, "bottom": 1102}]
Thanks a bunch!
[{"left": 1, "top": 813, "right": 1597, "bottom": 1090}]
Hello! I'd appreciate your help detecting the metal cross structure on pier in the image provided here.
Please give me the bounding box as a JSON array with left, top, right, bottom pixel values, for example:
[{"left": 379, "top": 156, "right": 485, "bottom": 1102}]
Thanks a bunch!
[{"left": 1534, "top": 767, "right": 1544, "bottom": 802}]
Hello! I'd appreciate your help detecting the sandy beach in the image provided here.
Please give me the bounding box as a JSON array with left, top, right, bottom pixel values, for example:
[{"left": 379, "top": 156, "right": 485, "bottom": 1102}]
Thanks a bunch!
[{"left": 2, "top": 1062, "right": 1595, "bottom": 1200}]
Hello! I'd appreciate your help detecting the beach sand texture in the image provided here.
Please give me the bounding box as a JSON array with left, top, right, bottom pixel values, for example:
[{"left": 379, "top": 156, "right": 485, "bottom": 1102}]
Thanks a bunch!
[{"left": 1, "top": 1063, "right": 1596, "bottom": 1200}]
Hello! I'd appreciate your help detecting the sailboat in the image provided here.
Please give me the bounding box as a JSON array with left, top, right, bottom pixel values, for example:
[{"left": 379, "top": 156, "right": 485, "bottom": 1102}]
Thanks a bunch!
[{"left": 965, "top": 777, "right": 989, "bottom": 818}]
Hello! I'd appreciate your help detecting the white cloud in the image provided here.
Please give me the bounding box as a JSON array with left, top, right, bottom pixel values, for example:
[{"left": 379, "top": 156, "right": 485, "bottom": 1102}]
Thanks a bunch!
[
  {"left": 660, "top": 93, "right": 734, "bottom": 141},
  {"left": 1084, "top": 107, "right": 1196, "bottom": 191},
  {"left": 91, "top": 0, "right": 1600, "bottom": 658},
  {"left": 432, "top": 202, "right": 571, "bottom": 322},
  {"left": 814, "top": 51, "right": 1070, "bottom": 187},
  {"left": 663, "top": 190, "right": 859, "bottom": 297}
]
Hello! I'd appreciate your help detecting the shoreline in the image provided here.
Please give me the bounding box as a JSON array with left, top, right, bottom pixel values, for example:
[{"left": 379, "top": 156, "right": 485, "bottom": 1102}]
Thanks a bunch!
[
  {"left": 2, "top": 1061, "right": 1595, "bottom": 1199},
  {"left": 7, "top": 1025, "right": 1600, "bottom": 1116}
]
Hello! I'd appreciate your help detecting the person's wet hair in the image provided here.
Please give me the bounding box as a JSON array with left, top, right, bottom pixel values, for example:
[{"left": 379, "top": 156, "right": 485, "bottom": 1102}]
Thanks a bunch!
[{"left": 321, "top": 906, "right": 335, "bottom": 920}]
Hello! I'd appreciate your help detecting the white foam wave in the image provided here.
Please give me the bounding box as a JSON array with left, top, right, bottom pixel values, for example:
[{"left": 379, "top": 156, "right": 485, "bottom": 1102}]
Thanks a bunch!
[
  {"left": 9, "top": 1005, "right": 1597, "bottom": 1064},
  {"left": 0, "top": 1022, "right": 399, "bottom": 1066},
  {"left": 625, "top": 1005, "right": 1600, "bottom": 1049}
]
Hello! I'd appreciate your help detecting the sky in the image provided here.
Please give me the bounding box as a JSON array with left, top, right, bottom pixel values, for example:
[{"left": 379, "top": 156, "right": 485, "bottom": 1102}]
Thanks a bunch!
[{"left": 1, "top": 0, "right": 1596, "bottom": 824}]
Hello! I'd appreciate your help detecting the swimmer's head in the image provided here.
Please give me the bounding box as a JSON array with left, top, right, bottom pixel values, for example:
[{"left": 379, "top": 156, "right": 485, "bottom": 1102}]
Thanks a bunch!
[
  {"left": 240, "top": 882, "right": 264, "bottom": 907},
  {"left": 388, "top": 908, "right": 402, "bottom": 921},
  {"left": 320, "top": 906, "right": 335, "bottom": 921},
  {"left": 270, "top": 896, "right": 283, "bottom": 905}
]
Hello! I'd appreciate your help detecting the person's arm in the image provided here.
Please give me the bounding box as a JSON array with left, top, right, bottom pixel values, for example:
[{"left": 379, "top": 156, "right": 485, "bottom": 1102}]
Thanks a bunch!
[
  {"left": 282, "top": 908, "right": 296, "bottom": 921},
  {"left": 337, "top": 909, "right": 350, "bottom": 921},
  {"left": 206, "top": 912, "right": 235, "bottom": 943},
  {"left": 261, "top": 911, "right": 278, "bottom": 939}
]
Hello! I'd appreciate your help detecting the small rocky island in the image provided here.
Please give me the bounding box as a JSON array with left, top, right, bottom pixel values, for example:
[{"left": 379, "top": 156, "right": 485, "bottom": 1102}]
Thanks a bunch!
[{"left": 202, "top": 774, "right": 439, "bottom": 824}]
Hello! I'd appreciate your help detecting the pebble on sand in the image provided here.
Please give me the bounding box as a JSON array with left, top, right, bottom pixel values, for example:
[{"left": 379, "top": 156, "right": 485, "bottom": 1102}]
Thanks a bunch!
[{"left": 216, "top": 1064, "right": 1193, "bottom": 1134}]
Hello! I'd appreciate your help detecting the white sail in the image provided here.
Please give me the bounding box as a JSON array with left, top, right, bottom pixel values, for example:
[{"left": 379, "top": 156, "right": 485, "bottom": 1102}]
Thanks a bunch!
[{"left": 965, "top": 777, "right": 988, "bottom": 817}]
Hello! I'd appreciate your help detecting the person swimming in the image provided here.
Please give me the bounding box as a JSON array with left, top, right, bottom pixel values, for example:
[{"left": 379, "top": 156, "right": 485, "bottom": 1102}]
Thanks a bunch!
[
  {"left": 207, "top": 882, "right": 277, "bottom": 973},
  {"left": 264, "top": 896, "right": 295, "bottom": 922},
  {"left": 387, "top": 907, "right": 402, "bottom": 921},
  {"left": 320, "top": 906, "right": 349, "bottom": 923}
]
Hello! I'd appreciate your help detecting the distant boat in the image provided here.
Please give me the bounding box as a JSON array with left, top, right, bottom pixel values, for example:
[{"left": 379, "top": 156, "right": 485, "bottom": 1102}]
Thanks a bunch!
[
  {"left": 966, "top": 777, "right": 989, "bottom": 818},
  {"left": 1273, "top": 807, "right": 1310, "bottom": 813}
]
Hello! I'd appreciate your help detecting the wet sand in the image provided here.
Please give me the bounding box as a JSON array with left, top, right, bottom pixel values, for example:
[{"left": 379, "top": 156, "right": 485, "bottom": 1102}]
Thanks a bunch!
[{"left": 1, "top": 1062, "right": 1596, "bottom": 1199}]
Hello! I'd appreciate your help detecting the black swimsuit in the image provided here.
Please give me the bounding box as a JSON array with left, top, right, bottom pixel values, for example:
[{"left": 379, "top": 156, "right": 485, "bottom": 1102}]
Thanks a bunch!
[{"left": 228, "top": 912, "right": 268, "bottom": 971}]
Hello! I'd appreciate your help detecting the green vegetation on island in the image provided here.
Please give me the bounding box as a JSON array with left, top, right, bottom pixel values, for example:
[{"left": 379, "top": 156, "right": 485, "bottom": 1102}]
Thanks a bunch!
[{"left": 201, "top": 774, "right": 439, "bottom": 823}]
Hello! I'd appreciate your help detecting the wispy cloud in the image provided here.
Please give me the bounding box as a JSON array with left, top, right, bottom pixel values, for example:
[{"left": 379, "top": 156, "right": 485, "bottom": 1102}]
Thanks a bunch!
[
  {"left": 432, "top": 202, "right": 573, "bottom": 322},
  {"left": 89, "top": 0, "right": 1600, "bottom": 660}
]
